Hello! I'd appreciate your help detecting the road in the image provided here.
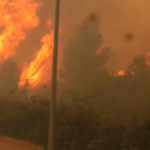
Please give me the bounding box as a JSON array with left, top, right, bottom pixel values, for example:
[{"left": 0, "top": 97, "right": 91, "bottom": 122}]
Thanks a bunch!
[{"left": 0, "top": 136, "right": 43, "bottom": 150}]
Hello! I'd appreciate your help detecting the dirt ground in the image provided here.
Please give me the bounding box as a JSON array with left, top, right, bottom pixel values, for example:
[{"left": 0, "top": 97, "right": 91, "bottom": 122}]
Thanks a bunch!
[{"left": 0, "top": 136, "right": 43, "bottom": 150}]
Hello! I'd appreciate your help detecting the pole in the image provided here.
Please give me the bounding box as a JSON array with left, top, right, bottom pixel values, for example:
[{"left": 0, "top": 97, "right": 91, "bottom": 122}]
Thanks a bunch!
[{"left": 48, "top": 0, "right": 60, "bottom": 149}]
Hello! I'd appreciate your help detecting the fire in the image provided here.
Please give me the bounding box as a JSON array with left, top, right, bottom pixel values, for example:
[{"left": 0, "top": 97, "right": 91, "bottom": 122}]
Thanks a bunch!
[
  {"left": 47, "top": 20, "right": 52, "bottom": 27},
  {"left": 19, "top": 30, "right": 54, "bottom": 88},
  {"left": 117, "top": 70, "right": 125, "bottom": 76},
  {"left": 146, "top": 52, "right": 150, "bottom": 66},
  {"left": 0, "top": 0, "right": 40, "bottom": 63},
  {"left": 116, "top": 52, "right": 150, "bottom": 76}
]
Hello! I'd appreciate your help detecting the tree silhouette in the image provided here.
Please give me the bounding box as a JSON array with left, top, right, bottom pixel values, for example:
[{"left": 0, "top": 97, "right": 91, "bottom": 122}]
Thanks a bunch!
[
  {"left": 0, "top": 59, "right": 20, "bottom": 98},
  {"left": 59, "top": 15, "right": 112, "bottom": 96},
  {"left": 126, "top": 55, "right": 149, "bottom": 75}
]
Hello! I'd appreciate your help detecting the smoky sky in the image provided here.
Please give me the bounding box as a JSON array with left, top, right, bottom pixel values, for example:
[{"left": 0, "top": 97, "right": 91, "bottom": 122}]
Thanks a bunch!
[{"left": 13, "top": 0, "right": 150, "bottom": 71}]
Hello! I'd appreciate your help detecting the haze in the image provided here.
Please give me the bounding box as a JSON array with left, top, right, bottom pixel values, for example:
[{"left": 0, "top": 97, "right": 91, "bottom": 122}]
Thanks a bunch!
[
  {"left": 13, "top": 0, "right": 150, "bottom": 71},
  {"left": 1, "top": 0, "right": 150, "bottom": 149}
]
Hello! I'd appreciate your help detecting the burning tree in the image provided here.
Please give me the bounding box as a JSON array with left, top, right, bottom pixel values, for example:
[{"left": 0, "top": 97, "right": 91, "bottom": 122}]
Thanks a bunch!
[{"left": 0, "top": 0, "right": 40, "bottom": 64}]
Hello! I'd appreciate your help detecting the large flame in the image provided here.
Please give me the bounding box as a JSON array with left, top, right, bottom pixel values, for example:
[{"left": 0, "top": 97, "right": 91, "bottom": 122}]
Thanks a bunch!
[
  {"left": 0, "top": 0, "right": 40, "bottom": 63},
  {"left": 19, "top": 29, "right": 54, "bottom": 88}
]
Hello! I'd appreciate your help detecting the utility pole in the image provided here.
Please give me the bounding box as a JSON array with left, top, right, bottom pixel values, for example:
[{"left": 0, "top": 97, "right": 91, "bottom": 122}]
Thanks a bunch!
[{"left": 48, "top": 0, "right": 60, "bottom": 149}]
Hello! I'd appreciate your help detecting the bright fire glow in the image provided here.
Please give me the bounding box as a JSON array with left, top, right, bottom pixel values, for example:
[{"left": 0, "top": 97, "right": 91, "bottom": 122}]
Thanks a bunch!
[
  {"left": 0, "top": 0, "right": 40, "bottom": 63},
  {"left": 18, "top": 30, "right": 54, "bottom": 88},
  {"left": 117, "top": 70, "right": 125, "bottom": 76}
]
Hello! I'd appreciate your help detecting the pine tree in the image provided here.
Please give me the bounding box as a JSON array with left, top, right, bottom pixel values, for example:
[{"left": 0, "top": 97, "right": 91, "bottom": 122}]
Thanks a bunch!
[{"left": 59, "top": 14, "right": 112, "bottom": 96}]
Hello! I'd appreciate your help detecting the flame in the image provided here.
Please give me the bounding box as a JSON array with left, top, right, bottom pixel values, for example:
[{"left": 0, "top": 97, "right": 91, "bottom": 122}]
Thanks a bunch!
[
  {"left": 19, "top": 29, "right": 54, "bottom": 88},
  {"left": 0, "top": 0, "right": 40, "bottom": 63},
  {"left": 117, "top": 70, "right": 125, "bottom": 76}
]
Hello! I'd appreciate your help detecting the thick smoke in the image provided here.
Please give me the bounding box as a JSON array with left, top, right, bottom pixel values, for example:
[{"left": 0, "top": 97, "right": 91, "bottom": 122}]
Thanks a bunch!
[{"left": 38, "top": 0, "right": 150, "bottom": 71}]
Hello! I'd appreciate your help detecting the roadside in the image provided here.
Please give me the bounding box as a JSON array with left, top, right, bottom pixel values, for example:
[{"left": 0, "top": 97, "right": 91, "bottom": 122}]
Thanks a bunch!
[{"left": 0, "top": 136, "right": 43, "bottom": 150}]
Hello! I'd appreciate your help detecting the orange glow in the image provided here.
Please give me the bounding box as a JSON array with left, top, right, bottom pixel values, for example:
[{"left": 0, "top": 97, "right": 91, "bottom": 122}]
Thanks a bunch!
[
  {"left": 18, "top": 29, "right": 54, "bottom": 88},
  {"left": 117, "top": 70, "right": 125, "bottom": 76},
  {"left": 47, "top": 20, "right": 52, "bottom": 27},
  {"left": 131, "top": 72, "right": 135, "bottom": 75},
  {"left": 0, "top": 0, "right": 40, "bottom": 63},
  {"left": 146, "top": 52, "right": 150, "bottom": 66}
]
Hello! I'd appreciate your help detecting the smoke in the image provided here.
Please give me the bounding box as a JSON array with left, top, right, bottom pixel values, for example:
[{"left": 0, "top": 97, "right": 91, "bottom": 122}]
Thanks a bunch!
[
  {"left": 0, "top": 0, "right": 150, "bottom": 93},
  {"left": 59, "top": 14, "right": 112, "bottom": 96},
  {"left": 35, "top": 0, "right": 150, "bottom": 71},
  {"left": 7, "top": 0, "right": 150, "bottom": 91}
]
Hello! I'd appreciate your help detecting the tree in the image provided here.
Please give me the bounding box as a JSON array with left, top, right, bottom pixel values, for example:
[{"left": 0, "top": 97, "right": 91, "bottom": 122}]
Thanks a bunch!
[
  {"left": 0, "top": 59, "right": 20, "bottom": 99},
  {"left": 126, "top": 55, "right": 149, "bottom": 75},
  {"left": 59, "top": 14, "right": 112, "bottom": 96}
]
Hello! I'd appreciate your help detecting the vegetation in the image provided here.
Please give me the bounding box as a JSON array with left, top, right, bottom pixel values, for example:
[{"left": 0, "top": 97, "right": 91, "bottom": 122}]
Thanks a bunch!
[
  {"left": 0, "top": 15, "right": 150, "bottom": 150},
  {"left": 0, "top": 84, "right": 150, "bottom": 150}
]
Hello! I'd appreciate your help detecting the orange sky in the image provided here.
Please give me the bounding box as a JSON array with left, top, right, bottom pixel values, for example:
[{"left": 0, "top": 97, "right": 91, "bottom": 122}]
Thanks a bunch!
[{"left": 13, "top": 0, "right": 150, "bottom": 71}]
